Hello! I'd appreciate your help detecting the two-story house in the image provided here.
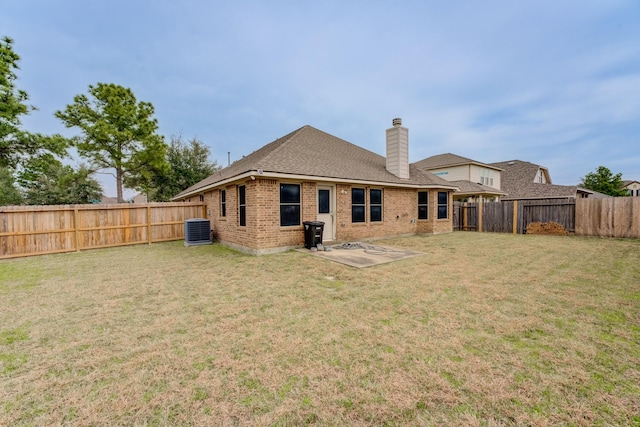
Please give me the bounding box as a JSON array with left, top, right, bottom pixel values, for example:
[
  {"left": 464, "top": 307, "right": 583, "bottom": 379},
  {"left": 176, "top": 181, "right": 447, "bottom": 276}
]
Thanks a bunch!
[{"left": 413, "top": 153, "right": 505, "bottom": 202}]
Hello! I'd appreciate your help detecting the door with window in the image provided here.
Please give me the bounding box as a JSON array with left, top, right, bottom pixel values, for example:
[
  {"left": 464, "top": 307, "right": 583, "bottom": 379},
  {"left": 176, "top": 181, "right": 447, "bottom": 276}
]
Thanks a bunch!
[{"left": 317, "top": 186, "right": 334, "bottom": 241}]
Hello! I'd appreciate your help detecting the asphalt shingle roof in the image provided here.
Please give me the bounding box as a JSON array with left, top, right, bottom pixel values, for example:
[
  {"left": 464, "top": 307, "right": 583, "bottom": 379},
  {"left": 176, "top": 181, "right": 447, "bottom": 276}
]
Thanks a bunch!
[
  {"left": 490, "top": 160, "right": 586, "bottom": 200},
  {"left": 449, "top": 180, "right": 504, "bottom": 195},
  {"left": 174, "top": 125, "right": 456, "bottom": 199}
]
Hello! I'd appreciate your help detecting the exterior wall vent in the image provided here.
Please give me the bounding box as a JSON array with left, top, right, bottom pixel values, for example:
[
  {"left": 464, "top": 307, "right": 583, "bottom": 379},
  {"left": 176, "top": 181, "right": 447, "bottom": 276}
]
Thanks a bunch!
[{"left": 184, "top": 218, "right": 212, "bottom": 246}]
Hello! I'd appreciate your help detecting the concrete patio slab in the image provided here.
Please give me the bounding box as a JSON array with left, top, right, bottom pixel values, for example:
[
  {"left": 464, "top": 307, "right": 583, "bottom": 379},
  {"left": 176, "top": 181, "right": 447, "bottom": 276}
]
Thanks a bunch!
[{"left": 299, "top": 242, "right": 425, "bottom": 268}]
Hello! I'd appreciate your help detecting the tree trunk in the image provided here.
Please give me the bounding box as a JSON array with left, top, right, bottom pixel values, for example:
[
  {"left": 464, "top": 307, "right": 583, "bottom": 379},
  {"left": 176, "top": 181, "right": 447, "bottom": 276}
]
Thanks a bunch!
[{"left": 116, "top": 168, "right": 124, "bottom": 203}]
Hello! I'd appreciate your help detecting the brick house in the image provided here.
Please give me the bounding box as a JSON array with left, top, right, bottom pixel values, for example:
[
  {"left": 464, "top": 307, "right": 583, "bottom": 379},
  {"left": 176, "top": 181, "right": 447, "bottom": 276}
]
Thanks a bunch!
[{"left": 172, "top": 119, "right": 458, "bottom": 254}]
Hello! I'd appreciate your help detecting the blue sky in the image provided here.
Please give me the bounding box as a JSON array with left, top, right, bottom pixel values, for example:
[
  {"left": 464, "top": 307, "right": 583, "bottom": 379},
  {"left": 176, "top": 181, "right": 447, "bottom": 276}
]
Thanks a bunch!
[{"left": 3, "top": 0, "right": 639, "bottom": 197}]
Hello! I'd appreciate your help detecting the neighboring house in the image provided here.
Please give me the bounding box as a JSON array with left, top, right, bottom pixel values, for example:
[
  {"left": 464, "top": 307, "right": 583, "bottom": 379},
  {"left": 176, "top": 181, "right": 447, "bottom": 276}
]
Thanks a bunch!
[
  {"left": 132, "top": 193, "right": 148, "bottom": 203},
  {"left": 172, "top": 119, "right": 458, "bottom": 254},
  {"left": 623, "top": 180, "right": 640, "bottom": 197},
  {"left": 489, "top": 160, "right": 594, "bottom": 200},
  {"left": 413, "top": 153, "right": 505, "bottom": 202},
  {"left": 100, "top": 194, "right": 148, "bottom": 204},
  {"left": 100, "top": 195, "right": 119, "bottom": 204}
]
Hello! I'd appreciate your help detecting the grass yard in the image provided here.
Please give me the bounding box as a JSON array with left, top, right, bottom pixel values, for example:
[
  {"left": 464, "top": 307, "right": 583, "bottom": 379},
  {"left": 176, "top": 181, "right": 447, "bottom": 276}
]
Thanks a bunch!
[{"left": 1, "top": 232, "right": 639, "bottom": 426}]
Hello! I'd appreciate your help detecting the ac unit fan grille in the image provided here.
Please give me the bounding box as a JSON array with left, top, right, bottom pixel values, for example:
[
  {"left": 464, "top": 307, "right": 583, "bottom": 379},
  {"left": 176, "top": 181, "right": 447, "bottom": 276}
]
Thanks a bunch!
[{"left": 184, "top": 219, "right": 212, "bottom": 246}]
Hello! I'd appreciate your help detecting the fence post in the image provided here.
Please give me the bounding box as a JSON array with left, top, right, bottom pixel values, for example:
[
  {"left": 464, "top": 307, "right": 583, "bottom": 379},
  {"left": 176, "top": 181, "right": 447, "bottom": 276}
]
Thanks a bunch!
[
  {"left": 463, "top": 202, "right": 468, "bottom": 231},
  {"left": 74, "top": 208, "right": 80, "bottom": 252},
  {"left": 147, "top": 205, "right": 152, "bottom": 244},
  {"left": 478, "top": 201, "right": 483, "bottom": 232},
  {"left": 512, "top": 200, "right": 518, "bottom": 234},
  {"left": 202, "top": 203, "right": 207, "bottom": 219}
]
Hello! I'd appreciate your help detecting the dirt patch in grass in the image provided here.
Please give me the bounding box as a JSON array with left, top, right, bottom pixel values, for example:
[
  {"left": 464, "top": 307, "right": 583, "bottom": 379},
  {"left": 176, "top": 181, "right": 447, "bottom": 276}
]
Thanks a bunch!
[{"left": 1, "top": 233, "right": 639, "bottom": 425}]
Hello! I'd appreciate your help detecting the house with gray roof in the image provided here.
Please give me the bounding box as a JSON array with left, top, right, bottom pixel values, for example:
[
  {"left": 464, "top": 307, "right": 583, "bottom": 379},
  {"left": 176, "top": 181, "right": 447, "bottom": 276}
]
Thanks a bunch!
[
  {"left": 413, "top": 153, "right": 505, "bottom": 202},
  {"left": 489, "top": 160, "right": 594, "bottom": 200},
  {"left": 173, "top": 119, "right": 458, "bottom": 254}
]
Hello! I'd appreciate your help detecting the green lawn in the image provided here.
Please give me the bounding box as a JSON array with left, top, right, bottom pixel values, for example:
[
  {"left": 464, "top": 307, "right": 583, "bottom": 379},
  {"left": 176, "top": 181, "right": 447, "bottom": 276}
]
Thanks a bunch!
[{"left": 1, "top": 232, "right": 639, "bottom": 426}]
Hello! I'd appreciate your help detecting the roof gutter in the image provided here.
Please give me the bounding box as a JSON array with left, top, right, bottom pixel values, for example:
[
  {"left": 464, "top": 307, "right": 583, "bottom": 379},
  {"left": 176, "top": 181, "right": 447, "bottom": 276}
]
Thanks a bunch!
[{"left": 172, "top": 170, "right": 460, "bottom": 200}]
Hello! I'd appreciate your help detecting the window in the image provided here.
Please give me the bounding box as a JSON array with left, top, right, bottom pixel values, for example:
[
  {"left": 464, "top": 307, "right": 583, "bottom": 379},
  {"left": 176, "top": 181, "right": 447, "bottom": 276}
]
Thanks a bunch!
[
  {"left": 318, "top": 189, "right": 330, "bottom": 214},
  {"left": 352, "top": 188, "right": 365, "bottom": 223},
  {"left": 220, "top": 189, "right": 226, "bottom": 217},
  {"left": 418, "top": 191, "right": 429, "bottom": 219},
  {"left": 370, "top": 189, "right": 382, "bottom": 222},
  {"left": 437, "top": 191, "right": 448, "bottom": 219},
  {"left": 238, "top": 185, "right": 246, "bottom": 226},
  {"left": 480, "top": 176, "right": 494, "bottom": 187},
  {"left": 280, "top": 184, "right": 301, "bottom": 226},
  {"left": 199, "top": 194, "right": 204, "bottom": 202}
]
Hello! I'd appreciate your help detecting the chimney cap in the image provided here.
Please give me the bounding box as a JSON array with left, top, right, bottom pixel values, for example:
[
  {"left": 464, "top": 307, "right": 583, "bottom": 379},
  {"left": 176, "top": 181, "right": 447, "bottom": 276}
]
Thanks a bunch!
[{"left": 392, "top": 118, "right": 402, "bottom": 127}]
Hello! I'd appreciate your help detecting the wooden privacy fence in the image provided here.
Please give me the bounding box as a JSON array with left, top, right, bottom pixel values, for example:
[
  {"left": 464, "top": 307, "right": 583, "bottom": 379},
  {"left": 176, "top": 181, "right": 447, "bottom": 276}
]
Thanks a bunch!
[
  {"left": 453, "top": 202, "right": 478, "bottom": 231},
  {"left": 457, "top": 199, "right": 576, "bottom": 234},
  {"left": 518, "top": 199, "right": 576, "bottom": 233},
  {"left": 457, "top": 197, "right": 639, "bottom": 237},
  {"left": 575, "top": 197, "right": 640, "bottom": 238},
  {"left": 0, "top": 202, "right": 206, "bottom": 259}
]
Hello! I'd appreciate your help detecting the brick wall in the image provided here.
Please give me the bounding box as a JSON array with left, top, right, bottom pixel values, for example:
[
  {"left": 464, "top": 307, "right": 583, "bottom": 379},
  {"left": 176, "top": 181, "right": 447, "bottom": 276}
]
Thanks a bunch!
[
  {"left": 335, "top": 186, "right": 452, "bottom": 240},
  {"left": 193, "top": 178, "right": 452, "bottom": 253}
]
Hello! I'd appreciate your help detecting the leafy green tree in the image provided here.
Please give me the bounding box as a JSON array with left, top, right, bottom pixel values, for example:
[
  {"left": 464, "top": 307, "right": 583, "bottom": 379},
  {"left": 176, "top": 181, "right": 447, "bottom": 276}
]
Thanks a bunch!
[
  {"left": 131, "top": 135, "right": 218, "bottom": 201},
  {"left": 55, "top": 83, "right": 168, "bottom": 202},
  {"left": 580, "top": 166, "right": 628, "bottom": 197},
  {"left": 0, "top": 166, "right": 23, "bottom": 205},
  {"left": 0, "top": 36, "right": 68, "bottom": 168},
  {"left": 18, "top": 154, "right": 102, "bottom": 205}
]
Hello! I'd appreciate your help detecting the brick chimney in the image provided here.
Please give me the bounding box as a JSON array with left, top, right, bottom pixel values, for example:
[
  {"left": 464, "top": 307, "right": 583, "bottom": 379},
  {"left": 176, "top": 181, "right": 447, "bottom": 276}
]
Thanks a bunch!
[{"left": 385, "top": 118, "right": 409, "bottom": 179}]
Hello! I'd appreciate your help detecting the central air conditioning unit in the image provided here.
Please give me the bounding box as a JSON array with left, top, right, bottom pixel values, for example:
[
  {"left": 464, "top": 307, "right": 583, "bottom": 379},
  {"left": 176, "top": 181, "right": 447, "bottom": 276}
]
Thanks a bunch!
[{"left": 184, "top": 218, "right": 212, "bottom": 246}]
